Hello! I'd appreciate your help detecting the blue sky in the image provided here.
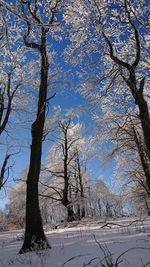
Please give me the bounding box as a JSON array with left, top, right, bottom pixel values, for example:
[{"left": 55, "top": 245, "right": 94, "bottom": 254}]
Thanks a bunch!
[
  {"left": 0, "top": 85, "right": 113, "bottom": 209},
  {"left": 0, "top": 1, "right": 115, "bottom": 210}
]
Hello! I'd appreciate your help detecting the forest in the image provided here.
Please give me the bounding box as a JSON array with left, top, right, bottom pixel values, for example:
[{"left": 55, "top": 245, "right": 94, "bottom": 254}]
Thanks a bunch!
[{"left": 0, "top": 0, "right": 150, "bottom": 266}]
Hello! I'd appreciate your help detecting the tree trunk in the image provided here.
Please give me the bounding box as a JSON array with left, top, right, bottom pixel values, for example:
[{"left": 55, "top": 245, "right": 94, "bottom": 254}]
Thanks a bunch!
[
  {"left": 133, "top": 125, "right": 150, "bottom": 192},
  {"left": 76, "top": 152, "right": 86, "bottom": 218},
  {"left": 61, "top": 129, "right": 76, "bottom": 222},
  {"left": 81, "top": 207, "right": 85, "bottom": 218},
  {"left": 19, "top": 28, "right": 50, "bottom": 253},
  {"left": 129, "top": 70, "right": 150, "bottom": 191},
  {"left": 76, "top": 205, "right": 81, "bottom": 220},
  {"left": 137, "top": 96, "right": 150, "bottom": 162},
  {"left": 67, "top": 205, "right": 75, "bottom": 222},
  {"left": 145, "top": 199, "right": 150, "bottom": 216},
  {"left": 129, "top": 70, "right": 150, "bottom": 163}
]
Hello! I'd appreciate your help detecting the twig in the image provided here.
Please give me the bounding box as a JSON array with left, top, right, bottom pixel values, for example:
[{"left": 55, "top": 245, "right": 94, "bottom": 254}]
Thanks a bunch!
[{"left": 61, "top": 254, "right": 88, "bottom": 267}]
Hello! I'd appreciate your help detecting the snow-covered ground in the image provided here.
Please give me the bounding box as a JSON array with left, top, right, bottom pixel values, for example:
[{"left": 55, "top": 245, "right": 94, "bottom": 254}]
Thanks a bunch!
[{"left": 0, "top": 217, "right": 150, "bottom": 267}]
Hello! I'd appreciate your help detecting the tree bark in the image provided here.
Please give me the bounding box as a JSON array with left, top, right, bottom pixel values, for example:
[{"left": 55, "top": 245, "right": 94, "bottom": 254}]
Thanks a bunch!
[
  {"left": 145, "top": 199, "right": 150, "bottom": 216},
  {"left": 62, "top": 127, "right": 75, "bottom": 222},
  {"left": 76, "top": 151, "right": 85, "bottom": 218},
  {"left": 132, "top": 125, "right": 150, "bottom": 192},
  {"left": 19, "top": 28, "right": 50, "bottom": 253},
  {"left": 137, "top": 95, "right": 150, "bottom": 162},
  {"left": 66, "top": 205, "right": 75, "bottom": 222}
]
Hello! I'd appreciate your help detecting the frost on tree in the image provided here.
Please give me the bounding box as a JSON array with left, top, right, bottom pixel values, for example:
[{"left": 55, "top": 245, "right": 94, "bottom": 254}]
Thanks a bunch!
[
  {"left": 11, "top": 0, "right": 62, "bottom": 253},
  {"left": 64, "top": 0, "right": 150, "bottom": 192},
  {"left": 41, "top": 116, "right": 91, "bottom": 221},
  {"left": 0, "top": 8, "right": 25, "bottom": 190}
]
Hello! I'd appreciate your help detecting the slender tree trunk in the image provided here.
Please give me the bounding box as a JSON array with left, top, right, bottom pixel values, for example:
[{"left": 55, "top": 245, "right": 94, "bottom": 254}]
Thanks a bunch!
[
  {"left": 76, "top": 152, "right": 85, "bottom": 218},
  {"left": 19, "top": 28, "right": 50, "bottom": 253},
  {"left": 74, "top": 161, "right": 81, "bottom": 220},
  {"left": 61, "top": 129, "right": 76, "bottom": 222},
  {"left": 98, "top": 200, "right": 102, "bottom": 216},
  {"left": 0, "top": 91, "right": 4, "bottom": 127}
]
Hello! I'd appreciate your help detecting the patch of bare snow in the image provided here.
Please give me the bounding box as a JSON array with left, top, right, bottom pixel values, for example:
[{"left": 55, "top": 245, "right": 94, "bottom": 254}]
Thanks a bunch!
[{"left": 0, "top": 217, "right": 149, "bottom": 267}]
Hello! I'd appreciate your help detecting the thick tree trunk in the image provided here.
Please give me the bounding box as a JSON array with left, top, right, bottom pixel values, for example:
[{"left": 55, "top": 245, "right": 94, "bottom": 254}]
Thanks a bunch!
[
  {"left": 76, "top": 205, "right": 81, "bottom": 220},
  {"left": 19, "top": 28, "right": 50, "bottom": 253},
  {"left": 133, "top": 126, "right": 150, "bottom": 192},
  {"left": 145, "top": 199, "right": 150, "bottom": 216},
  {"left": 62, "top": 190, "right": 75, "bottom": 222},
  {"left": 81, "top": 207, "right": 85, "bottom": 218},
  {"left": 137, "top": 97, "right": 150, "bottom": 162},
  {"left": 67, "top": 205, "right": 75, "bottom": 222},
  {"left": 135, "top": 97, "right": 150, "bottom": 192},
  {"left": 20, "top": 179, "right": 49, "bottom": 253},
  {"left": 129, "top": 70, "right": 150, "bottom": 191},
  {"left": 129, "top": 70, "right": 150, "bottom": 162},
  {"left": 139, "top": 153, "right": 150, "bottom": 193},
  {"left": 19, "top": 118, "right": 50, "bottom": 253}
]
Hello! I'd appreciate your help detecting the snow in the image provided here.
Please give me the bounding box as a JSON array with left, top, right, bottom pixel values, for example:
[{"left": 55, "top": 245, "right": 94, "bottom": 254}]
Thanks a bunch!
[{"left": 0, "top": 217, "right": 150, "bottom": 267}]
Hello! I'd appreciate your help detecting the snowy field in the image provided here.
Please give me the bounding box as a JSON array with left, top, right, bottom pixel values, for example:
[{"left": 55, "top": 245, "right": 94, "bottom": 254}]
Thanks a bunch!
[{"left": 0, "top": 217, "right": 150, "bottom": 267}]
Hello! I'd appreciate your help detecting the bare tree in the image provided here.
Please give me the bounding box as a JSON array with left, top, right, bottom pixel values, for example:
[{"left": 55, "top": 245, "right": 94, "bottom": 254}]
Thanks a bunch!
[
  {"left": 0, "top": 9, "right": 23, "bottom": 190},
  {"left": 72, "top": 148, "right": 86, "bottom": 219},
  {"left": 42, "top": 120, "right": 80, "bottom": 221},
  {"left": 18, "top": 0, "right": 61, "bottom": 253},
  {"left": 40, "top": 119, "right": 89, "bottom": 221}
]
